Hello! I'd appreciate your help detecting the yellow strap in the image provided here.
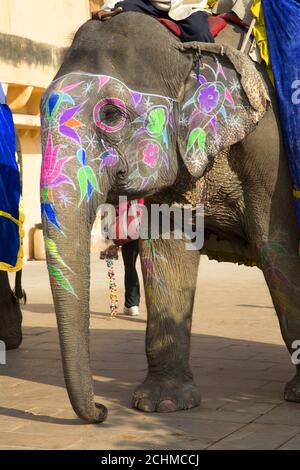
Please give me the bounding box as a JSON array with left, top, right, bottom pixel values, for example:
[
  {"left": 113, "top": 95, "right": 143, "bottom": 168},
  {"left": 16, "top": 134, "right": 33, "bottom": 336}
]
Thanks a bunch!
[
  {"left": 293, "top": 190, "right": 300, "bottom": 198},
  {"left": 0, "top": 209, "right": 24, "bottom": 226},
  {"left": 0, "top": 202, "right": 25, "bottom": 272}
]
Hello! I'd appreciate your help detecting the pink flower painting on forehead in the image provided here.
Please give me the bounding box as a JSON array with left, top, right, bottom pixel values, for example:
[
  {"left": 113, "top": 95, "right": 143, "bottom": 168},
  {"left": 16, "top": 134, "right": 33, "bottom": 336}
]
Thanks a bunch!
[{"left": 41, "top": 132, "right": 74, "bottom": 193}]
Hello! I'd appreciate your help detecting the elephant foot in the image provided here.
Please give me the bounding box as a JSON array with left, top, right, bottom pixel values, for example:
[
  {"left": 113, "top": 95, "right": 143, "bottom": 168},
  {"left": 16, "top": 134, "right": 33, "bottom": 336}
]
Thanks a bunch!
[
  {"left": 284, "top": 375, "right": 300, "bottom": 403},
  {"left": 132, "top": 376, "right": 201, "bottom": 413},
  {"left": 2, "top": 331, "right": 22, "bottom": 350},
  {"left": 0, "top": 298, "right": 23, "bottom": 350}
]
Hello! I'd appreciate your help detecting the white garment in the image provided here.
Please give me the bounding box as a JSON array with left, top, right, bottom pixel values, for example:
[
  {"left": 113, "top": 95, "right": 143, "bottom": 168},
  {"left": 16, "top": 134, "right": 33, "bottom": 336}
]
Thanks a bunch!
[{"left": 102, "top": 0, "right": 209, "bottom": 21}]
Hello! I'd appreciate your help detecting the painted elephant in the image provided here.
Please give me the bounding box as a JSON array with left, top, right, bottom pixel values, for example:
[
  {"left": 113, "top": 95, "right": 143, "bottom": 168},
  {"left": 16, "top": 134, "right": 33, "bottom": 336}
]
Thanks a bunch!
[{"left": 40, "top": 13, "right": 300, "bottom": 423}]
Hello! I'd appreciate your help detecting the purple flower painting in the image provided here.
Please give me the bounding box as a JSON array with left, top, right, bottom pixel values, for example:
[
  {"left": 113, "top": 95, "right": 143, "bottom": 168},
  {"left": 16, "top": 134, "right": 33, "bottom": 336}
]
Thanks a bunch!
[
  {"left": 99, "top": 148, "right": 119, "bottom": 172},
  {"left": 198, "top": 84, "right": 220, "bottom": 113}
]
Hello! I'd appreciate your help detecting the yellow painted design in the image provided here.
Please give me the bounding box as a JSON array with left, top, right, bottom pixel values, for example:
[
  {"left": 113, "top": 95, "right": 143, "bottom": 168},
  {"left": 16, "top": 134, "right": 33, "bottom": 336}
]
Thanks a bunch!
[
  {"left": 0, "top": 201, "right": 25, "bottom": 273},
  {"left": 251, "top": 0, "right": 274, "bottom": 85}
]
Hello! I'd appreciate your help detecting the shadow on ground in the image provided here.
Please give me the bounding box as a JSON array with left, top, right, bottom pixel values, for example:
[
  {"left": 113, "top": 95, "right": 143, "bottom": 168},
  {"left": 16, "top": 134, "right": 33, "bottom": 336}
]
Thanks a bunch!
[
  {"left": 22, "top": 304, "right": 147, "bottom": 324},
  {"left": 1, "top": 322, "right": 293, "bottom": 422},
  {"left": 2, "top": 258, "right": 298, "bottom": 449}
]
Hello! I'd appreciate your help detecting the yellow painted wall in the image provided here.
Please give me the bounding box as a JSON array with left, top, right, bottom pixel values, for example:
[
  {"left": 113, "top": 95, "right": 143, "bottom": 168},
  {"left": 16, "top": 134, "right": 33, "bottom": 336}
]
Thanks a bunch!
[
  {"left": 0, "top": 0, "right": 97, "bottom": 259},
  {"left": 0, "top": 0, "right": 90, "bottom": 47}
]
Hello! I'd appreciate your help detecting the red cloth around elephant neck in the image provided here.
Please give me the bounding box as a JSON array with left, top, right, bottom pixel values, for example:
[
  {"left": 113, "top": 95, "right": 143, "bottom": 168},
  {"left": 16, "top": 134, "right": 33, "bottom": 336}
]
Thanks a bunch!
[
  {"left": 115, "top": 198, "right": 144, "bottom": 217},
  {"left": 113, "top": 199, "right": 145, "bottom": 246}
]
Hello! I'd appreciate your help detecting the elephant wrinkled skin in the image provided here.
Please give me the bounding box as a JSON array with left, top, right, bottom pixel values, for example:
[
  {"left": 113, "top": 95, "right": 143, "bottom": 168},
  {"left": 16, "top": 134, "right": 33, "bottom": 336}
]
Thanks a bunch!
[{"left": 39, "top": 13, "right": 300, "bottom": 423}]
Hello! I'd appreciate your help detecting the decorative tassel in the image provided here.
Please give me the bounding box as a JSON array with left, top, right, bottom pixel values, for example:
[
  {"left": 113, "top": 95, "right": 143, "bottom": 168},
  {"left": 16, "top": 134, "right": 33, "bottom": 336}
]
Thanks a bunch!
[{"left": 106, "top": 257, "right": 118, "bottom": 317}]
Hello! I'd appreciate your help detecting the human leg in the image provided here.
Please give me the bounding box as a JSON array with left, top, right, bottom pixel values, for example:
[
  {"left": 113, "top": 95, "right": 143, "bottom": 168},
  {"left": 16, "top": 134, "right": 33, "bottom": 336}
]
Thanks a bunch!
[
  {"left": 121, "top": 239, "right": 140, "bottom": 309},
  {"left": 179, "top": 11, "right": 214, "bottom": 42}
]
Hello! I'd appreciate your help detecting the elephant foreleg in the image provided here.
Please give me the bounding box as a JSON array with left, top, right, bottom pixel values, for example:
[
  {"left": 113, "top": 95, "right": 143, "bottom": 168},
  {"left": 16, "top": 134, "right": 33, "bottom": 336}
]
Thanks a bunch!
[
  {"left": 0, "top": 271, "right": 22, "bottom": 350},
  {"left": 13, "top": 270, "right": 27, "bottom": 305},
  {"left": 133, "top": 236, "right": 201, "bottom": 412}
]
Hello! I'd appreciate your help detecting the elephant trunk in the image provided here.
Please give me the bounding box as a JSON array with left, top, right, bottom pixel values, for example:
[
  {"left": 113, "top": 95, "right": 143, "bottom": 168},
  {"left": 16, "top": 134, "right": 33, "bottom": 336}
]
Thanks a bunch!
[
  {"left": 57, "top": 298, "right": 108, "bottom": 423},
  {"left": 43, "top": 187, "right": 109, "bottom": 423}
]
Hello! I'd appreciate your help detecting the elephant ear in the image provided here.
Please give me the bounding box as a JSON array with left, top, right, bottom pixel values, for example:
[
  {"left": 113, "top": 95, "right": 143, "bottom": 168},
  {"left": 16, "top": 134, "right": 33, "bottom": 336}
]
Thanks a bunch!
[{"left": 177, "top": 43, "right": 270, "bottom": 178}]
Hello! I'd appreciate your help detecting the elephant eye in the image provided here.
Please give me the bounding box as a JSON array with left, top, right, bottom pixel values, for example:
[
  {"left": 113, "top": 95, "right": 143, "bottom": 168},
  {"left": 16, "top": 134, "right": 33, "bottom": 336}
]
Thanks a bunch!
[
  {"left": 93, "top": 98, "right": 127, "bottom": 133},
  {"left": 100, "top": 104, "right": 123, "bottom": 126}
]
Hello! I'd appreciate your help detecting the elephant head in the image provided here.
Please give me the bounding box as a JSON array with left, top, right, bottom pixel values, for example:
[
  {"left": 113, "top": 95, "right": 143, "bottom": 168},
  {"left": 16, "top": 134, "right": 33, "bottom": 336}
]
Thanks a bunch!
[
  {"left": 40, "top": 13, "right": 268, "bottom": 423},
  {"left": 41, "top": 73, "right": 178, "bottom": 196},
  {"left": 40, "top": 70, "right": 180, "bottom": 423}
]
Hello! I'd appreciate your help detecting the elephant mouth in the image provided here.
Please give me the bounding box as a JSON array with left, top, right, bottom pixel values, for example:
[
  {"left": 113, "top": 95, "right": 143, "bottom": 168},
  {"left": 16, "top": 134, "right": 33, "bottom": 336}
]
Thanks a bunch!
[{"left": 106, "top": 189, "right": 150, "bottom": 205}]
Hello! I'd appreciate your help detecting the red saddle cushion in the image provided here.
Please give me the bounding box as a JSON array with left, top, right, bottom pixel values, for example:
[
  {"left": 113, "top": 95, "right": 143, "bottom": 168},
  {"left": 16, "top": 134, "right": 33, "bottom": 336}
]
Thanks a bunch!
[
  {"left": 219, "top": 12, "right": 245, "bottom": 27},
  {"left": 158, "top": 18, "right": 182, "bottom": 37},
  {"left": 158, "top": 15, "right": 227, "bottom": 39},
  {"left": 208, "top": 16, "right": 227, "bottom": 37}
]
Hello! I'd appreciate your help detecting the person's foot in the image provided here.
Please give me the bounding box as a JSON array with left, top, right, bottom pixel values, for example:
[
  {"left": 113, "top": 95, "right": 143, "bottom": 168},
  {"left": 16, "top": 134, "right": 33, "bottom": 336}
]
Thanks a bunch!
[{"left": 124, "top": 306, "right": 140, "bottom": 316}]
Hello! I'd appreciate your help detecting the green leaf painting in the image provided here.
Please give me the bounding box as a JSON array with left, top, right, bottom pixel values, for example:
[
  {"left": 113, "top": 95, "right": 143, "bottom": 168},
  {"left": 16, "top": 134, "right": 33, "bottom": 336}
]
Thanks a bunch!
[
  {"left": 198, "top": 129, "right": 206, "bottom": 153},
  {"left": 45, "top": 237, "right": 72, "bottom": 271},
  {"left": 48, "top": 265, "right": 76, "bottom": 297},
  {"left": 84, "top": 166, "right": 99, "bottom": 191},
  {"left": 147, "top": 107, "right": 166, "bottom": 136},
  {"left": 42, "top": 187, "right": 49, "bottom": 203},
  {"left": 78, "top": 167, "right": 88, "bottom": 204},
  {"left": 260, "top": 243, "right": 287, "bottom": 263},
  {"left": 187, "top": 128, "right": 206, "bottom": 154},
  {"left": 77, "top": 165, "right": 100, "bottom": 204}
]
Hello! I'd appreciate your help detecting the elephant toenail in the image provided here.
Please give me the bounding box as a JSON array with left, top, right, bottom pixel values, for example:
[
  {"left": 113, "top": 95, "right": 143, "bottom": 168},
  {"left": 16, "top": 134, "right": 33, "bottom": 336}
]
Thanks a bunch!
[
  {"left": 157, "top": 400, "right": 177, "bottom": 412},
  {"left": 284, "top": 387, "right": 300, "bottom": 402},
  {"left": 132, "top": 397, "right": 140, "bottom": 408},
  {"left": 186, "top": 400, "right": 195, "bottom": 409},
  {"left": 135, "top": 398, "right": 156, "bottom": 412}
]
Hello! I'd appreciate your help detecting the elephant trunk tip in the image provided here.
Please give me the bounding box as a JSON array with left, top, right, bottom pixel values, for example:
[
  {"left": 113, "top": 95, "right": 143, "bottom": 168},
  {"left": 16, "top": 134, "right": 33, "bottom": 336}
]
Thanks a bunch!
[
  {"left": 95, "top": 403, "right": 108, "bottom": 423},
  {"left": 76, "top": 402, "right": 108, "bottom": 424}
]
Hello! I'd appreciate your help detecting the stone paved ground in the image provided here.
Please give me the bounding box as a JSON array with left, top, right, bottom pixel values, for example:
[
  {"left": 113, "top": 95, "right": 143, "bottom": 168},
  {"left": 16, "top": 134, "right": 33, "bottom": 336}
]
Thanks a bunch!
[{"left": 1, "top": 255, "right": 300, "bottom": 450}]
